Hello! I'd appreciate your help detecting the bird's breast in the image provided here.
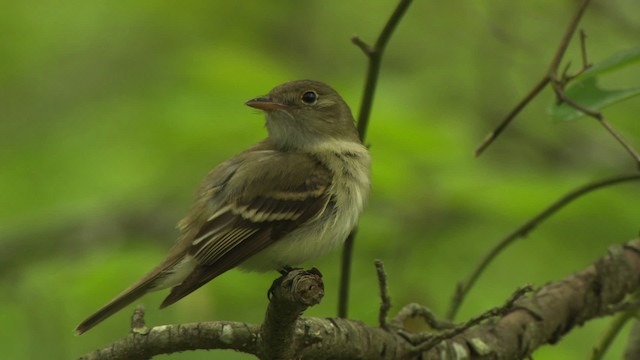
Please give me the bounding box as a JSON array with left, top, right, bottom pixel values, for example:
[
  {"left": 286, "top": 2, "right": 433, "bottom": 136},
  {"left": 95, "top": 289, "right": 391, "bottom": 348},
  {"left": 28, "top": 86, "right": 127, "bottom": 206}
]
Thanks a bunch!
[{"left": 240, "top": 141, "right": 371, "bottom": 271}]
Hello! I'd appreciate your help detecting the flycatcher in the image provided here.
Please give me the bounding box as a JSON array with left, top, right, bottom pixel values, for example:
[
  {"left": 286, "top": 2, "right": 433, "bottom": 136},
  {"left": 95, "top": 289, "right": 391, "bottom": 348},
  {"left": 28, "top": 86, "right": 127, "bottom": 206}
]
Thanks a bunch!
[{"left": 76, "top": 80, "right": 371, "bottom": 334}]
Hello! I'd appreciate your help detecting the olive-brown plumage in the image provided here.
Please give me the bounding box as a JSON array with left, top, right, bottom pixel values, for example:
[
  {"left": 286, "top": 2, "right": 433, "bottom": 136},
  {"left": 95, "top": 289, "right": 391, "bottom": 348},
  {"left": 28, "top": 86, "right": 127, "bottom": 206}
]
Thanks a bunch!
[{"left": 76, "top": 80, "right": 370, "bottom": 334}]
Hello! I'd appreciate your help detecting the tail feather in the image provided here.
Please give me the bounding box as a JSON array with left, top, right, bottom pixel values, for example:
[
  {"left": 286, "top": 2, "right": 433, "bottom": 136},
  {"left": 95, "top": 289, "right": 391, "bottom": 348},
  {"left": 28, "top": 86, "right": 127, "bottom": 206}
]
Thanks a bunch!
[
  {"left": 75, "top": 281, "right": 152, "bottom": 335},
  {"left": 76, "top": 255, "right": 192, "bottom": 334}
]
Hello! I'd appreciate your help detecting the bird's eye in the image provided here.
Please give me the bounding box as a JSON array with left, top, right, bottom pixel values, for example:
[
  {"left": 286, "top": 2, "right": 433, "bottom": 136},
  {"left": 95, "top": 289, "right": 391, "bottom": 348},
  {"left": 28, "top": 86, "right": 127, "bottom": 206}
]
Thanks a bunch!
[{"left": 301, "top": 91, "right": 318, "bottom": 105}]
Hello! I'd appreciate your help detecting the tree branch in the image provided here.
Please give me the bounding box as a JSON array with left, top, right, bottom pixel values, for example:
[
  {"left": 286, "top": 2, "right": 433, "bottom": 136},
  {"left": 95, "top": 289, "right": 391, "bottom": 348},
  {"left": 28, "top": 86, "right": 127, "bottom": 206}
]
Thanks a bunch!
[
  {"left": 399, "top": 286, "right": 532, "bottom": 353},
  {"left": 260, "top": 268, "right": 324, "bottom": 360},
  {"left": 550, "top": 81, "right": 640, "bottom": 168},
  {"left": 339, "top": 0, "right": 413, "bottom": 319},
  {"left": 447, "top": 173, "right": 640, "bottom": 321},
  {"left": 78, "top": 321, "right": 260, "bottom": 360},
  {"left": 431, "top": 240, "right": 640, "bottom": 359},
  {"left": 475, "top": 0, "right": 591, "bottom": 156},
  {"left": 80, "top": 239, "right": 640, "bottom": 359},
  {"left": 624, "top": 320, "right": 640, "bottom": 359},
  {"left": 375, "top": 259, "right": 392, "bottom": 329}
]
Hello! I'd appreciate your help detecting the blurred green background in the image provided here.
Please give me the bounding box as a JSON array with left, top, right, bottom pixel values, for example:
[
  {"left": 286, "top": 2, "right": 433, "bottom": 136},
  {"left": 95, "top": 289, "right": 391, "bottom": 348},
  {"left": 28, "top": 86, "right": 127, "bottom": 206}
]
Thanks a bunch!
[{"left": 1, "top": 0, "right": 639, "bottom": 359}]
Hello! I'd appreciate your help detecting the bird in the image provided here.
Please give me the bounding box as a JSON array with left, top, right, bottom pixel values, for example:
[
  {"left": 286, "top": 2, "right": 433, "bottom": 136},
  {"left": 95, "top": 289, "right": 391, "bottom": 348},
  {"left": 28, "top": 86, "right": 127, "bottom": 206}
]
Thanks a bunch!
[{"left": 75, "top": 79, "right": 371, "bottom": 334}]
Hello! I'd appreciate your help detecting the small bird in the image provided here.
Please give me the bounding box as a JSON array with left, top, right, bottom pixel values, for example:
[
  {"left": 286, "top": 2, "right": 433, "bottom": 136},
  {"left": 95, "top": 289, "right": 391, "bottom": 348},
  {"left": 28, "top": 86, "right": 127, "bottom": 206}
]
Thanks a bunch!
[{"left": 75, "top": 80, "right": 371, "bottom": 334}]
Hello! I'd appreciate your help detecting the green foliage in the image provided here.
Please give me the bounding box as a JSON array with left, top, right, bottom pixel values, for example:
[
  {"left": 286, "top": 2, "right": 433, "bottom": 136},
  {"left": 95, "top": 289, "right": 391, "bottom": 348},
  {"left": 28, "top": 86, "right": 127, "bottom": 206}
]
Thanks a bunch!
[
  {"left": 0, "top": 1, "right": 639, "bottom": 359},
  {"left": 549, "top": 47, "right": 640, "bottom": 121}
]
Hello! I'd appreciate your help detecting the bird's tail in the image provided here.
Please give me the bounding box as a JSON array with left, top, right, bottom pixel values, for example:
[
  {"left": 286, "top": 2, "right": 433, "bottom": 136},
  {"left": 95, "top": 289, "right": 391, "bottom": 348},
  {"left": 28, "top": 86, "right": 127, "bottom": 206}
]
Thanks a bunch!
[
  {"left": 75, "top": 253, "right": 193, "bottom": 335},
  {"left": 75, "top": 279, "right": 154, "bottom": 335}
]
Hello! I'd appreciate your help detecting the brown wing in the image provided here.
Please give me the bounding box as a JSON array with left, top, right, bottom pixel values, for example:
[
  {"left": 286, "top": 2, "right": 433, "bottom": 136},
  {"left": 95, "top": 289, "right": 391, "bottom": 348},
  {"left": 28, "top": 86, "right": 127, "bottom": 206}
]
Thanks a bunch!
[{"left": 160, "top": 152, "right": 332, "bottom": 308}]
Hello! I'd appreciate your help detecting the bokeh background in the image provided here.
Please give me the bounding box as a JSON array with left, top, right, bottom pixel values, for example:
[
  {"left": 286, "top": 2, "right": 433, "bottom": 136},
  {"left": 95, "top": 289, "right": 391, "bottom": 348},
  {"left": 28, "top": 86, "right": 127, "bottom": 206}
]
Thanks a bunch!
[{"left": 1, "top": 0, "right": 639, "bottom": 359}]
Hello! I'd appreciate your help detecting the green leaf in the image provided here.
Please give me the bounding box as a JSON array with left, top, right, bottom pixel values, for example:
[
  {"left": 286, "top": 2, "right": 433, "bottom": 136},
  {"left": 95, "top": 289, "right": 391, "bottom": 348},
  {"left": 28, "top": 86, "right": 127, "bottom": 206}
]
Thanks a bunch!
[
  {"left": 579, "top": 47, "right": 640, "bottom": 79},
  {"left": 549, "top": 47, "right": 640, "bottom": 122},
  {"left": 549, "top": 77, "right": 640, "bottom": 122}
]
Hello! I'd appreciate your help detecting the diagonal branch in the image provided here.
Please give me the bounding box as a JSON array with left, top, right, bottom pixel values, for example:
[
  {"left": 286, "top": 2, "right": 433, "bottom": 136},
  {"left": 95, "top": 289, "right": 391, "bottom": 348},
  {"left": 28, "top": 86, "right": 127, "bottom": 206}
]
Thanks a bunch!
[
  {"left": 476, "top": 0, "right": 640, "bottom": 165},
  {"left": 78, "top": 239, "right": 640, "bottom": 359},
  {"left": 475, "top": 0, "right": 591, "bottom": 156},
  {"left": 550, "top": 82, "right": 640, "bottom": 168},
  {"left": 446, "top": 173, "right": 640, "bottom": 320}
]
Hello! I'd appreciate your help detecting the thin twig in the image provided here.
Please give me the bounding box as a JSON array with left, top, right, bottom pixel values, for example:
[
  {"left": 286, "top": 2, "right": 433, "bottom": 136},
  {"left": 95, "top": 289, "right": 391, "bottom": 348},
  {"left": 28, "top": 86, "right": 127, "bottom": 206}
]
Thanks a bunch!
[
  {"left": 339, "top": 0, "right": 413, "bottom": 318},
  {"left": 338, "top": 230, "right": 356, "bottom": 318},
  {"left": 599, "top": 295, "right": 640, "bottom": 318},
  {"left": 475, "top": 0, "right": 592, "bottom": 156},
  {"left": 551, "top": 83, "right": 640, "bottom": 168},
  {"left": 580, "top": 29, "right": 589, "bottom": 69},
  {"left": 375, "top": 259, "right": 392, "bottom": 328},
  {"left": 592, "top": 303, "right": 639, "bottom": 360},
  {"left": 354, "top": 0, "right": 413, "bottom": 140},
  {"left": 446, "top": 174, "right": 640, "bottom": 321},
  {"left": 475, "top": 77, "right": 550, "bottom": 156},
  {"left": 546, "top": 0, "right": 592, "bottom": 76},
  {"left": 408, "top": 285, "right": 532, "bottom": 353},
  {"left": 593, "top": 286, "right": 640, "bottom": 360},
  {"left": 392, "top": 303, "right": 452, "bottom": 331}
]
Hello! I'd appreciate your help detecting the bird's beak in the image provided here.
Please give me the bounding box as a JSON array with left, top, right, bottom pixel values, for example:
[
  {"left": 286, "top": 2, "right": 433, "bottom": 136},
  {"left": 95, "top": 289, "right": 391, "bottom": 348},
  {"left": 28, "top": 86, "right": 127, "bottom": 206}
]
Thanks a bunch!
[{"left": 245, "top": 97, "right": 289, "bottom": 111}]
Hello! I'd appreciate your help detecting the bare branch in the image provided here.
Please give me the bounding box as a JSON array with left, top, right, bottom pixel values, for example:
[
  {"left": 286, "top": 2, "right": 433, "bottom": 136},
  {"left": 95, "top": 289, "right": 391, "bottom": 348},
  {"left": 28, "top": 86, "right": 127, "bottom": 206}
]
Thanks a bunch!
[
  {"left": 546, "top": 0, "right": 592, "bottom": 75},
  {"left": 392, "top": 303, "right": 452, "bottom": 332},
  {"left": 338, "top": 230, "right": 356, "bottom": 318},
  {"left": 475, "top": 0, "right": 592, "bottom": 156},
  {"left": 551, "top": 82, "right": 640, "bottom": 168},
  {"left": 79, "top": 240, "right": 640, "bottom": 359},
  {"left": 423, "top": 240, "right": 640, "bottom": 359},
  {"left": 78, "top": 321, "right": 261, "bottom": 360},
  {"left": 474, "top": 77, "right": 550, "bottom": 156},
  {"left": 339, "top": 0, "right": 413, "bottom": 318},
  {"left": 375, "top": 259, "right": 392, "bottom": 329},
  {"left": 352, "top": 0, "right": 413, "bottom": 141},
  {"left": 580, "top": 29, "right": 589, "bottom": 69},
  {"left": 351, "top": 36, "right": 373, "bottom": 55},
  {"left": 260, "top": 268, "right": 324, "bottom": 360},
  {"left": 447, "top": 173, "right": 640, "bottom": 320},
  {"left": 405, "top": 285, "right": 532, "bottom": 353}
]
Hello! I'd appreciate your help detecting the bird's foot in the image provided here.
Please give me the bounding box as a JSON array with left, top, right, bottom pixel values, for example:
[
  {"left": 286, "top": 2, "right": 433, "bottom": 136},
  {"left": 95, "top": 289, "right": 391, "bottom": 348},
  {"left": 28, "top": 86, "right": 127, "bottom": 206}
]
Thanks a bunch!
[{"left": 268, "top": 266, "right": 323, "bottom": 300}]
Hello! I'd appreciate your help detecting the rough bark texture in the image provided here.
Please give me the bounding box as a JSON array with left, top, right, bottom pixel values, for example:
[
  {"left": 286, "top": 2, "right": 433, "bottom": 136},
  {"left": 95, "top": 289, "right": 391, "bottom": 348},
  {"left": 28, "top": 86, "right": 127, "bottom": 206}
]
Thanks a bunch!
[
  {"left": 260, "top": 268, "right": 325, "bottom": 360},
  {"left": 79, "top": 240, "right": 640, "bottom": 360}
]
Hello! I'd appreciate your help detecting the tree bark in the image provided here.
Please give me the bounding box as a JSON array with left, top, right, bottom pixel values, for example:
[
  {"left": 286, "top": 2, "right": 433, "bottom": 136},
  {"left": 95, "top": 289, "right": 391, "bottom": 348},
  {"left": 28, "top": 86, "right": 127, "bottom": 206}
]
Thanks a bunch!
[{"left": 79, "top": 239, "right": 640, "bottom": 360}]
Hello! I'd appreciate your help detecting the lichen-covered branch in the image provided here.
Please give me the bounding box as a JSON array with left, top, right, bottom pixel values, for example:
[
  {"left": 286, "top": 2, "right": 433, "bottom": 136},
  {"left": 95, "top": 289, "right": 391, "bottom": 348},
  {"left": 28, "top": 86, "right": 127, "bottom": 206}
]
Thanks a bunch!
[
  {"left": 413, "top": 240, "right": 640, "bottom": 359},
  {"left": 80, "top": 240, "right": 640, "bottom": 359},
  {"left": 447, "top": 173, "right": 640, "bottom": 321},
  {"left": 260, "top": 268, "right": 324, "bottom": 359},
  {"left": 78, "top": 321, "right": 260, "bottom": 360}
]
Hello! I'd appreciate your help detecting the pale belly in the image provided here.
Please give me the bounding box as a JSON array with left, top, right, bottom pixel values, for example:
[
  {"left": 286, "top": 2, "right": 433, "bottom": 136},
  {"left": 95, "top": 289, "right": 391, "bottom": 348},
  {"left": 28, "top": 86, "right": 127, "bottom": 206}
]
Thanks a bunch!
[{"left": 240, "top": 180, "right": 367, "bottom": 272}]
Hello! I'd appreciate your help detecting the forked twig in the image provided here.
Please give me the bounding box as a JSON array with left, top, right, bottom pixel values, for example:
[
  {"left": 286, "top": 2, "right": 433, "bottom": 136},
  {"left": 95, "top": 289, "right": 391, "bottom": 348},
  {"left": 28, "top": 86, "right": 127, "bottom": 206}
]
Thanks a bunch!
[
  {"left": 551, "top": 82, "right": 640, "bottom": 168},
  {"left": 406, "top": 286, "right": 532, "bottom": 354},
  {"left": 477, "top": 0, "right": 640, "bottom": 165},
  {"left": 475, "top": 0, "right": 592, "bottom": 156}
]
